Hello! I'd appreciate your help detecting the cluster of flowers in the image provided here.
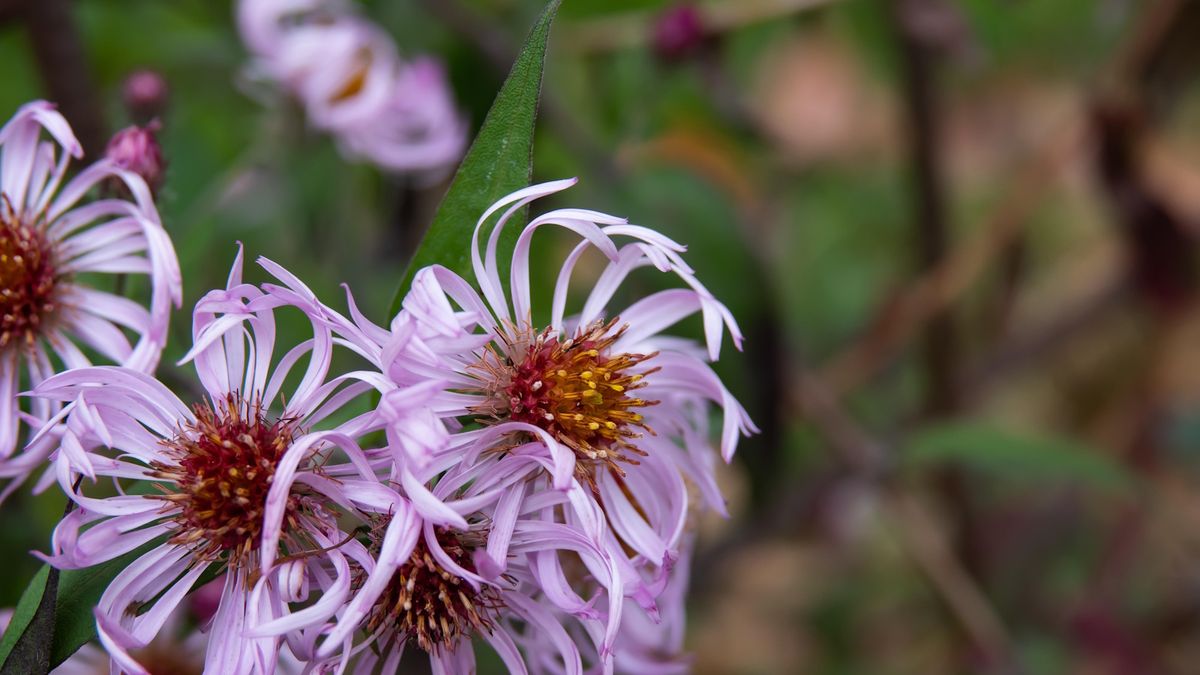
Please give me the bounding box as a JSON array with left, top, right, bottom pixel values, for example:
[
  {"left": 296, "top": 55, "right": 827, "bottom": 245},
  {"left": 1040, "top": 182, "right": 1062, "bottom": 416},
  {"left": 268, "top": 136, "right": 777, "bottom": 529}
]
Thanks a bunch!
[
  {"left": 0, "top": 100, "right": 753, "bottom": 674},
  {"left": 237, "top": 0, "right": 467, "bottom": 174}
]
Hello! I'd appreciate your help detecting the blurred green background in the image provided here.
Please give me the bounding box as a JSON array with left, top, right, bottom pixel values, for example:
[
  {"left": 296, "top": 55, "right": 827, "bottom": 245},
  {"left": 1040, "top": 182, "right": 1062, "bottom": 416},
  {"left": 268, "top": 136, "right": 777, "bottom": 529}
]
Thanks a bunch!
[{"left": 5, "top": 0, "right": 1200, "bottom": 672}]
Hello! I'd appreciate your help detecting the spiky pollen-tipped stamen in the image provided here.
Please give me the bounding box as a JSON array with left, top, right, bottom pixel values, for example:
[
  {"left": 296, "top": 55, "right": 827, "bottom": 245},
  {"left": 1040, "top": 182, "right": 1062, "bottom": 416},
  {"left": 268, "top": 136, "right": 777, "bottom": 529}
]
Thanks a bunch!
[
  {"left": 365, "top": 527, "right": 501, "bottom": 654},
  {"left": 152, "top": 394, "right": 304, "bottom": 568},
  {"left": 0, "top": 204, "right": 59, "bottom": 351},
  {"left": 474, "top": 318, "right": 660, "bottom": 479}
]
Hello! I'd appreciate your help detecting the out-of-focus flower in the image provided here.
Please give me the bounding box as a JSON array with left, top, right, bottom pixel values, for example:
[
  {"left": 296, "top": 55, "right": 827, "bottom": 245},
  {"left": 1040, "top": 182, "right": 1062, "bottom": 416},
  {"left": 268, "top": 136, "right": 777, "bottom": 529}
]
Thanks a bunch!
[
  {"left": 335, "top": 56, "right": 469, "bottom": 173},
  {"left": 0, "top": 101, "right": 180, "bottom": 497},
  {"left": 106, "top": 123, "right": 165, "bottom": 196},
  {"left": 236, "top": 0, "right": 466, "bottom": 175},
  {"left": 122, "top": 70, "right": 170, "bottom": 124},
  {"left": 31, "top": 251, "right": 386, "bottom": 674}
]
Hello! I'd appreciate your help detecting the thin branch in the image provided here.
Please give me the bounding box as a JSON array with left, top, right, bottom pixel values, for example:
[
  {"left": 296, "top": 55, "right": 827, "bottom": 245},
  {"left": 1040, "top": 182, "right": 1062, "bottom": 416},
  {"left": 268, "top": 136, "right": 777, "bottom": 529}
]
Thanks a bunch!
[
  {"left": 819, "top": 118, "right": 1083, "bottom": 397},
  {"left": 962, "top": 275, "right": 1129, "bottom": 398},
  {"left": 788, "top": 360, "right": 1021, "bottom": 671},
  {"left": 890, "top": 0, "right": 961, "bottom": 413},
  {"left": 787, "top": 365, "right": 887, "bottom": 475},
  {"left": 885, "top": 489, "right": 1019, "bottom": 671}
]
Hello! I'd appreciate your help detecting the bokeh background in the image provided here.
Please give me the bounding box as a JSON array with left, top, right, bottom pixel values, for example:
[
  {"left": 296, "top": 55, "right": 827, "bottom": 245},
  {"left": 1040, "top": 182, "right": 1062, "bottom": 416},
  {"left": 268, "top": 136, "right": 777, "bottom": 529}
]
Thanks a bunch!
[{"left": 3, "top": 0, "right": 1200, "bottom": 673}]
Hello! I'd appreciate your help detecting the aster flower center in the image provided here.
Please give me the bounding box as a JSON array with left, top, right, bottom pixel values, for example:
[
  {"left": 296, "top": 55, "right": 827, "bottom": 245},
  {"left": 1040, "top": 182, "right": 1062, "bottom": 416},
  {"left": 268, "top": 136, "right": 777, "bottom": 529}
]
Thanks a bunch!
[
  {"left": 0, "top": 210, "right": 58, "bottom": 350},
  {"left": 153, "top": 394, "right": 302, "bottom": 566},
  {"left": 477, "top": 319, "right": 659, "bottom": 476},
  {"left": 365, "top": 528, "right": 500, "bottom": 654},
  {"left": 330, "top": 48, "right": 372, "bottom": 104}
]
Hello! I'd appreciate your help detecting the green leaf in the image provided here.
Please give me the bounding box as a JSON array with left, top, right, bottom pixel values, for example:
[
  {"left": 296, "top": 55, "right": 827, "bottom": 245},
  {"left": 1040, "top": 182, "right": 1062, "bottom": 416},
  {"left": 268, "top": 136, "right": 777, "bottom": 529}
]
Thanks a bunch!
[
  {"left": 902, "top": 421, "right": 1135, "bottom": 492},
  {"left": 0, "top": 541, "right": 163, "bottom": 672},
  {"left": 49, "top": 544, "right": 156, "bottom": 667},
  {"left": 388, "top": 0, "right": 562, "bottom": 316},
  {"left": 0, "top": 566, "right": 52, "bottom": 674}
]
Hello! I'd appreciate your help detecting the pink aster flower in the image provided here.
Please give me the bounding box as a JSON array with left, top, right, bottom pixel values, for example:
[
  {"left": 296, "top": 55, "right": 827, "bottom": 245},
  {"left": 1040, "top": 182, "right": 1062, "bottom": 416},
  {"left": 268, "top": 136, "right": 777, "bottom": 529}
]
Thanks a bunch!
[
  {"left": 262, "top": 16, "right": 399, "bottom": 131},
  {"left": 236, "top": 0, "right": 466, "bottom": 174},
  {"left": 606, "top": 538, "right": 694, "bottom": 674},
  {"left": 30, "top": 251, "right": 387, "bottom": 674},
  {"left": 250, "top": 287, "right": 652, "bottom": 672},
  {"left": 0, "top": 101, "right": 180, "bottom": 496},
  {"left": 396, "top": 179, "right": 755, "bottom": 574},
  {"left": 294, "top": 448, "right": 628, "bottom": 674},
  {"left": 311, "top": 179, "right": 753, "bottom": 671},
  {"left": 236, "top": 0, "right": 342, "bottom": 57}
]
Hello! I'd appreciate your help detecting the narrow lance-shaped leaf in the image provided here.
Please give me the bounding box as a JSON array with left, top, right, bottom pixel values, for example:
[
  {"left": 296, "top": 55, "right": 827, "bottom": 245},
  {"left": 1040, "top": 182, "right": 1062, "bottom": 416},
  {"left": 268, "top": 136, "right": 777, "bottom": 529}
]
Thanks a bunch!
[
  {"left": 389, "top": 0, "right": 562, "bottom": 315},
  {"left": 0, "top": 539, "right": 163, "bottom": 673},
  {"left": 0, "top": 566, "right": 52, "bottom": 675}
]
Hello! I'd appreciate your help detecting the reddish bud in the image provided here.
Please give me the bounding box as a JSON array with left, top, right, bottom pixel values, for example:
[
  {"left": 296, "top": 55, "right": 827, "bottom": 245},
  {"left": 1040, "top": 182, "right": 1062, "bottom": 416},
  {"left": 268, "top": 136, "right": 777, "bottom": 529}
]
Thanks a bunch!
[
  {"left": 122, "top": 69, "right": 169, "bottom": 123},
  {"left": 653, "top": 3, "right": 706, "bottom": 62},
  {"left": 106, "top": 123, "right": 165, "bottom": 195}
]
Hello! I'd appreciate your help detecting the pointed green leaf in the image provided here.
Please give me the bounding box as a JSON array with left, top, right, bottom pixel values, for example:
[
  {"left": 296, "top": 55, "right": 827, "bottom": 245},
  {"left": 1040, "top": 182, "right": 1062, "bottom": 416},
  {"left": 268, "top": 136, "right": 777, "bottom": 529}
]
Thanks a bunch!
[
  {"left": 389, "top": 0, "right": 562, "bottom": 315},
  {"left": 0, "top": 540, "right": 163, "bottom": 672},
  {"left": 0, "top": 566, "right": 52, "bottom": 674}
]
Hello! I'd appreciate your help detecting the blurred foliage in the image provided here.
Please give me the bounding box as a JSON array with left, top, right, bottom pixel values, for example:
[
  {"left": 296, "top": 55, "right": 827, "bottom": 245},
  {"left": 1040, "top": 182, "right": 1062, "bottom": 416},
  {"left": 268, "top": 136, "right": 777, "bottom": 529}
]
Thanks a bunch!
[{"left": 903, "top": 421, "right": 1135, "bottom": 492}]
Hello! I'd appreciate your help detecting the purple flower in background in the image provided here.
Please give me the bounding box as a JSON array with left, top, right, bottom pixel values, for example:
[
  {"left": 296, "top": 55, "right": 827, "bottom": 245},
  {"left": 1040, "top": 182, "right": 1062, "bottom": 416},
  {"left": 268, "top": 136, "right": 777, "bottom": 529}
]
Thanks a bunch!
[
  {"left": 236, "top": 0, "right": 466, "bottom": 174},
  {"left": 0, "top": 101, "right": 180, "bottom": 496},
  {"left": 31, "top": 251, "right": 383, "bottom": 674},
  {"left": 335, "top": 56, "right": 469, "bottom": 174}
]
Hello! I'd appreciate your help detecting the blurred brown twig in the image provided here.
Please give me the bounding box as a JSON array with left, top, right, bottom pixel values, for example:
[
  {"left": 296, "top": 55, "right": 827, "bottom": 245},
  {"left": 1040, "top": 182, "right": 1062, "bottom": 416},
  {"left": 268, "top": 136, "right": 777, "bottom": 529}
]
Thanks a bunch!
[
  {"left": 791, "top": 360, "right": 1023, "bottom": 673},
  {"left": 820, "top": 118, "right": 1084, "bottom": 396},
  {"left": 890, "top": 0, "right": 962, "bottom": 414},
  {"left": 21, "top": 0, "right": 106, "bottom": 157}
]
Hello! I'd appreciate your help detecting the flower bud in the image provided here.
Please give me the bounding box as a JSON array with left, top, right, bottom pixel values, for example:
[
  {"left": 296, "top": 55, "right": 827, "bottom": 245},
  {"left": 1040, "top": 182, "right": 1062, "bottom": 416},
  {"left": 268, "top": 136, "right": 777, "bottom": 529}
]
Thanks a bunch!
[
  {"left": 105, "top": 123, "right": 165, "bottom": 195},
  {"left": 653, "top": 3, "right": 706, "bottom": 62},
  {"left": 188, "top": 577, "right": 225, "bottom": 625},
  {"left": 122, "top": 69, "right": 169, "bottom": 123}
]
